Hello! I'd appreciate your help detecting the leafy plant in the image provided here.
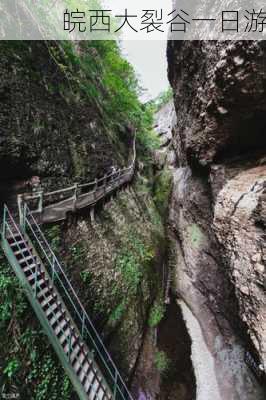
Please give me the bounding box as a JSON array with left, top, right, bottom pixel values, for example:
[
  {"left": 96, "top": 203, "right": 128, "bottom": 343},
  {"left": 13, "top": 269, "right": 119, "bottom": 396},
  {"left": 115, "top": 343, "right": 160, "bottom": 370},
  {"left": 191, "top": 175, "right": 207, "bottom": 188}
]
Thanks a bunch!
[
  {"left": 80, "top": 270, "right": 92, "bottom": 284},
  {"left": 45, "top": 225, "right": 61, "bottom": 252},
  {"left": 0, "top": 252, "right": 72, "bottom": 398},
  {"left": 30, "top": 355, "right": 71, "bottom": 400},
  {"left": 153, "top": 88, "right": 173, "bottom": 111},
  {"left": 48, "top": 39, "right": 158, "bottom": 160},
  {"left": 154, "top": 351, "right": 170, "bottom": 374},
  {"left": 148, "top": 302, "right": 165, "bottom": 328},
  {"left": 70, "top": 241, "right": 87, "bottom": 263},
  {"left": 0, "top": 261, "right": 27, "bottom": 323},
  {"left": 115, "top": 233, "right": 154, "bottom": 296},
  {"left": 153, "top": 168, "right": 172, "bottom": 217},
  {"left": 116, "top": 253, "right": 142, "bottom": 295},
  {"left": 109, "top": 300, "right": 127, "bottom": 324},
  {"left": 3, "top": 359, "right": 20, "bottom": 379}
]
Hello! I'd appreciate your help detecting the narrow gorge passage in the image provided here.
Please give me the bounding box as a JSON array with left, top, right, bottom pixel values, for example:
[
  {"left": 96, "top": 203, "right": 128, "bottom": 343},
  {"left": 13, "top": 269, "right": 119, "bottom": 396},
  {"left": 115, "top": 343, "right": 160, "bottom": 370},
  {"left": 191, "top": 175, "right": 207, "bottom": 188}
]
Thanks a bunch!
[
  {"left": 149, "top": 37, "right": 266, "bottom": 400},
  {"left": 157, "top": 296, "right": 196, "bottom": 400},
  {"left": 0, "top": 12, "right": 266, "bottom": 400}
]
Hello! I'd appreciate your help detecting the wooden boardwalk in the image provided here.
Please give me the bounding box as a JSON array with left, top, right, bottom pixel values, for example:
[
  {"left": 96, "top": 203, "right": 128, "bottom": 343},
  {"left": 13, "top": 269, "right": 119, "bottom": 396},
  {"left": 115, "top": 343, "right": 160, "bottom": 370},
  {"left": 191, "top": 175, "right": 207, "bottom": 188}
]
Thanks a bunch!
[{"left": 19, "top": 138, "right": 136, "bottom": 224}]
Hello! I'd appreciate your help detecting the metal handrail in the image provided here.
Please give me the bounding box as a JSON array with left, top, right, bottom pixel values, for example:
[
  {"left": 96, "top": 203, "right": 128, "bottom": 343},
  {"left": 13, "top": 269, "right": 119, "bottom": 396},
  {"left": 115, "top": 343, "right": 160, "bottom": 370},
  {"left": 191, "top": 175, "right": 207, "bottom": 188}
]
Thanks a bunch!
[
  {"left": 24, "top": 205, "right": 133, "bottom": 400},
  {"left": 1, "top": 206, "right": 104, "bottom": 393},
  {"left": 23, "top": 131, "right": 136, "bottom": 215},
  {"left": 43, "top": 185, "right": 77, "bottom": 197},
  {"left": 2, "top": 206, "right": 48, "bottom": 304},
  {"left": 2, "top": 133, "right": 137, "bottom": 399},
  {"left": 27, "top": 167, "right": 133, "bottom": 201},
  {"left": 23, "top": 168, "right": 133, "bottom": 219}
]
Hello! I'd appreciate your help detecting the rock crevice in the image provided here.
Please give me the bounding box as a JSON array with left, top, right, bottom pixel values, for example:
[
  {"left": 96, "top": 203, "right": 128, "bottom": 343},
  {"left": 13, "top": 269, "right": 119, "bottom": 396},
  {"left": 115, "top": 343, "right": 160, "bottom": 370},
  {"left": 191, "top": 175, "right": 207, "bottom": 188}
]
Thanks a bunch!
[{"left": 167, "top": 37, "right": 266, "bottom": 399}]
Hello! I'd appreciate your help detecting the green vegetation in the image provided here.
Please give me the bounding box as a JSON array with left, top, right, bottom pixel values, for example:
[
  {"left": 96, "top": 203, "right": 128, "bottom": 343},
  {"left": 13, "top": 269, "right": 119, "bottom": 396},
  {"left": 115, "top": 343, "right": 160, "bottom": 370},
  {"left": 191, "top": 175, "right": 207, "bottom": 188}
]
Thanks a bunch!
[
  {"left": 153, "top": 168, "right": 173, "bottom": 217},
  {"left": 115, "top": 233, "right": 154, "bottom": 296},
  {"left": 188, "top": 224, "right": 204, "bottom": 249},
  {"left": 154, "top": 350, "right": 170, "bottom": 374},
  {"left": 46, "top": 39, "right": 159, "bottom": 160},
  {"left": 148, "top": 301, "right": 165, "bottom": 328},
  {"left": 136, "top": 108, "right": 161, "bottom": 156},
  {"left": 44, "top": 225, "right": 61, "bottom": 252},
  {"left": 109, "top": 300, "right": 127, "bottom": 324},
  {"left": 80, "top": 269, "right": 92, "bottom": 284},
  {"left": 51, "top": 41, "right": 153, "bottom": 129},
  {"left": 3, "top": 359, "right": 20, "bottom": 379},
  {"left": 153, "top": 88, "right": 173, "bottom": 111},
  {"left": 0, "top": 263, "right": 27, "bottom": 324},
  {"left": 0, "top": 254, "right": 73, "bottom": 398},
  {"left": 70, "top": 241, "right": 87, "bottom": 263},
  {"left": 30, "top": 355, "right": 71, "bottom": 400},
  {"left": 0, "top": 6, "right": 168, "bottom": 389}
]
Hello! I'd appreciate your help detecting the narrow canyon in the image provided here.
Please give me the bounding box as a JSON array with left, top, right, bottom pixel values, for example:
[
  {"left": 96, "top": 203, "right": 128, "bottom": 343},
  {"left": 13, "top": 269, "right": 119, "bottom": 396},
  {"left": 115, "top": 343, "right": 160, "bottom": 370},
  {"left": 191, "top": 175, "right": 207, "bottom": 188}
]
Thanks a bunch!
[{"left": 0, "top": 27, "right": 265, "bottom": 400}]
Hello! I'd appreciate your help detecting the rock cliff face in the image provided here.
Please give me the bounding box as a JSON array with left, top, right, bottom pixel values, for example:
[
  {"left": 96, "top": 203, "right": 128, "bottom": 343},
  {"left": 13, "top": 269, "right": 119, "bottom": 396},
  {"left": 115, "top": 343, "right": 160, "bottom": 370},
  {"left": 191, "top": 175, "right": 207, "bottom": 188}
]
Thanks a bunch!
[
  {"left": 153, "top": 101, "right": 176, "bottom": 169},
  {"left": 168, "top": 41, "right": 266, "bottom": 166},
  {"left": 0, "top": 41, "right": 164, "bottom": 398},
  {"left": 167, "top": 39, "right": 266, "bottom": 399},
  {"left": 0, "top": 41, "right": 130, "bottom": 201}
]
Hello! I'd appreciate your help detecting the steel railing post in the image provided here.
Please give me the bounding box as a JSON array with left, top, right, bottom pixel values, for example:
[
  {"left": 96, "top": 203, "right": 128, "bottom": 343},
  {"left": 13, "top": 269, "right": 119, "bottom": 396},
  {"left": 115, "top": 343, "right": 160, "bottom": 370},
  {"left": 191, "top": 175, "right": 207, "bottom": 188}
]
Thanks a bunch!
[
  {"left": 81, "top": 312, "right": 85, "bottom": 340},
  {"left": 68, "top": 327, "right": 73, "bottom": 361},
  {"left": 34, "top": 261, "right": 38, "bottom": 298},
  {"left": 2, "top": 205, "right": 6, "bottom": 238},
  {"left": 17, "top": 195, "right": 24, "bottom": 230},
  {"left": 103, "top": 174, "right": 107, "bottom": 193},
  {"left": 73, "top": 183, "right": 78, "bottom": 210},
  {"left": 38, "top": 191, "right": 43, "bottom": 213},
  {"left": 18, "top": 200, "right": 27, "bottom": 232},
  {"left": 52, "top": 255, "right": 55, "bottom": 285},
  {"left": 113, "top": 370, "right": 118, "bottom": 400},
  {"left": 21, "top": 206, "right": 134, "bottom": 400},
  {"left": 93, "top": 179, "right": 98, "bottom": 199}
]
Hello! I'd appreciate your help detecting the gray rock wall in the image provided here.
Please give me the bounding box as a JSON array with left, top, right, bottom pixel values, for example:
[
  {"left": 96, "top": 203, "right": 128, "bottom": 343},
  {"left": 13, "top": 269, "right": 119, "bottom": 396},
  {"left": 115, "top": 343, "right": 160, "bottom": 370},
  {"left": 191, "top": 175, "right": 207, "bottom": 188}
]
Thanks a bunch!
[{"left": 167, "top": 36, "right": 266, "bottom": 398}]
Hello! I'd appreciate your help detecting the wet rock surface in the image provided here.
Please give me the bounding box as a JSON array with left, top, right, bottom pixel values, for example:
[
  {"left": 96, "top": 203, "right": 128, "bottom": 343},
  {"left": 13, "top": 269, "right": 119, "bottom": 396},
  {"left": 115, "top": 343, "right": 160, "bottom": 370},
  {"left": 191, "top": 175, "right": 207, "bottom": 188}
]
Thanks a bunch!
[
  {"left": 167, "top": 41, "right": 266, "bottom": 166},
  {"left": 0, "top": 41, "right": 165, "bottom": 397},
  {"left": 167, "top": 37, "right": 266, "bottom": 398},
  {"left": 154, "top": 101, "right": 177, "bottom": 169},
  {"left": 0, "top": 42, "right": 129, "bottom": 190},
  {"left": 214, "top": 164, "right": 266, "bottom": 366},
  {"left": 157, "top": 298, "right": 196, "bottom": 400}
]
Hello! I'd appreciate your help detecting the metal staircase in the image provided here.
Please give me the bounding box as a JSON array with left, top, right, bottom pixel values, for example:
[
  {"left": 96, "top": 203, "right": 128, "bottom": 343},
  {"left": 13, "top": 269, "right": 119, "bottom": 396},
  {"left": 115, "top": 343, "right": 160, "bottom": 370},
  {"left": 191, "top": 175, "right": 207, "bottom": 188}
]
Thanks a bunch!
[{"left": 1, "top": 204, "right": 133, "bottom": 400}]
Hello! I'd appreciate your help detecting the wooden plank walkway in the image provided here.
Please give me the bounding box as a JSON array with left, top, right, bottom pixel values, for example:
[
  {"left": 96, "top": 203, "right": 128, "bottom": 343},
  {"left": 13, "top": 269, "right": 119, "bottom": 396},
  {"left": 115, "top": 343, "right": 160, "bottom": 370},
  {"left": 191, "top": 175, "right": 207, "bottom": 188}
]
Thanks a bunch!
[{"left": 19, "top": 137, "right": 136, "bottom": 224}]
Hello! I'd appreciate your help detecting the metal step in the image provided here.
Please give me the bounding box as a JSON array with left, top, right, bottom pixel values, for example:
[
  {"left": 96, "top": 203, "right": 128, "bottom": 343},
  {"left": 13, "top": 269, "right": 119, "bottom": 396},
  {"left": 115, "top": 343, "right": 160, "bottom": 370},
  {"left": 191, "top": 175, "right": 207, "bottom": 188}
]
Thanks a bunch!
[
  {"left": 37, "top": 285, "right": 52, "bottom": 301},
  {"left": 86, "top": 375, "right": 100, "bottom": 397},
  {"left": 10, "top": 240, "right": 26, "bottom": 248},
  {"left": 80, "top": 363, "right": 94, "bottom": 386},
  {"left": 63, "top": 334, "right": 77, "bottom": 354},
  {"left": 49, "top": 310, "right": 64, "bottom": 327},
  {"left": 46, "top": 302, "right": 60, "bottom": 318},
  {"left": 27, "top": 274, "right": 46, "bottom": 287},
  {"left": 1, "top": 205, "right": 130, "bottom": 400},
  {"left": 70, "top": 344, "right": 84, "bottom": 365},
  {"left": 18, "top": 255, "right": 35, "bottom": 265},
  {"left": 73, "top": 352, "right": 87, "bottom": 374},
  {"left": 14, "top": 247, "right": 32, "bottom": 256},
  {"left": 54, "top": 317, "right": 69, "bottom": 336},
  {"left": 41, "top": 293, "right": 57, "bottom": 309},
  {"left": 27, "top": 273, "right": 43, "bottom": 285},
  {"left": 59, "top": 327, "right": 71, "bottom": 343},
  {"left": 23, "top": 262, "right": 39, "bottom": 274},
  {"left": 96, "top": 387, "right": 105, "bottom": 400},
  {"left": 7, "top": 235, "right": 22, "bottom": 244}
]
